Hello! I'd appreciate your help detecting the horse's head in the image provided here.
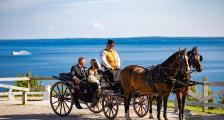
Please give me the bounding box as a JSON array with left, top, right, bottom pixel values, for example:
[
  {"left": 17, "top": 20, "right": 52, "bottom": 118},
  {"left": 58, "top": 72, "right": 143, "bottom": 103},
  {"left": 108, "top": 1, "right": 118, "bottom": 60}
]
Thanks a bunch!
[
  {"left": 188, "top": 47, "right": 203, "bottom": 72},
  {"left": 177, "top": 48, "right": 190, "bottom": 74},
  {"left": 162, "top": 48, "right": 190, "bottom": 75}
]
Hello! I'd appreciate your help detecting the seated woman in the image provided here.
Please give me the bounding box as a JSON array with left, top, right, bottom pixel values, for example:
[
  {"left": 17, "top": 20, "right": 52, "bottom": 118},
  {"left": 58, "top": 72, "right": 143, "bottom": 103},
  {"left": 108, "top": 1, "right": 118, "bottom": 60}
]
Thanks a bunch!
[
  {"left": 88, "top": 58, "right": 101, "bottom": 89},
  {"left": 88, "top": 58, "right": 102, "bottom": 107}
]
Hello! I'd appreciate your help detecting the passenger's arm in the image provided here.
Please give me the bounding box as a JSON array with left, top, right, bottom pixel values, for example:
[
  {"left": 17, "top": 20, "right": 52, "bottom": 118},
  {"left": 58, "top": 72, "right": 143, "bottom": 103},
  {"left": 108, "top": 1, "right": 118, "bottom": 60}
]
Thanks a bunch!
[
  {"left": 73, "top": 75, "right": 80, "bottom": 84},
  {"left": 70, "top": 66, "right": 75, "bottom": 76}
]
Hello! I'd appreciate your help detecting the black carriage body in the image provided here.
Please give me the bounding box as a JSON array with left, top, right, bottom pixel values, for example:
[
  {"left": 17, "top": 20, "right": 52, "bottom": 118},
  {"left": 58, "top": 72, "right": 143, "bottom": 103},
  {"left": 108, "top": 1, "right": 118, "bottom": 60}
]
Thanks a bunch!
[
  {"left": 102, "top": 70, "right": 122, "bottom": 93},
  {"left": 53, "top": 73, "right": 97, "bottom": 103}
]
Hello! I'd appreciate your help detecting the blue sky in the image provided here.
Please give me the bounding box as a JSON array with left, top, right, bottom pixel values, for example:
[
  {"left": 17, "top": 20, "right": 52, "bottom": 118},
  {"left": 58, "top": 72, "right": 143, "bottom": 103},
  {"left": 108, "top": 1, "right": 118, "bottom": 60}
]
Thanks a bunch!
[{"left": 0, "top": 0, "right": 224, "bottom": 39}]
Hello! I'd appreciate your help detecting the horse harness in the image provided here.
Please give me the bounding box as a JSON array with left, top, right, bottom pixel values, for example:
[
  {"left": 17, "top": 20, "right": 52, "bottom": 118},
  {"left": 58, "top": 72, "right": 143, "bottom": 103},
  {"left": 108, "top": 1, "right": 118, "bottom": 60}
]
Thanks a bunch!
[{"left": 146, "top": 65, "right": 177, "bottom": 94}]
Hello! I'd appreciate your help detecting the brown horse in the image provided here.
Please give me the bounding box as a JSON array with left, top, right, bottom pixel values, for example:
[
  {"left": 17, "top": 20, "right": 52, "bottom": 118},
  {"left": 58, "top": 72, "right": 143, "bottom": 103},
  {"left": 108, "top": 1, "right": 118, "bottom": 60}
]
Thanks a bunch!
[
  {"left": 148, "top": 47, "right": 203, "bottom": 120},
  {"left": 120, "top": 49, "right": 190, "bottom": 120},
  {"left": 175, "top": 47, "right": 203, "bottom": 120}
]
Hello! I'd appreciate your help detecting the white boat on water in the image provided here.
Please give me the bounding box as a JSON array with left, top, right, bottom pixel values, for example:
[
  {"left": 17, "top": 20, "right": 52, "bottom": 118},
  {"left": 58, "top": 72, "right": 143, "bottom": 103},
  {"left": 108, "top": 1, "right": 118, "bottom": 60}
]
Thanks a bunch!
[{"left": 12, "top": 50, "right": 31, "bottom": 56}]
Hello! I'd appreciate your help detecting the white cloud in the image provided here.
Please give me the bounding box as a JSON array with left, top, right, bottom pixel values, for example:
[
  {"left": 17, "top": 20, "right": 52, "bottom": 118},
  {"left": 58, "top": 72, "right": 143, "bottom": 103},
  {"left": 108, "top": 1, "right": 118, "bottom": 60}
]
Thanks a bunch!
[
  {"left": 0, "top": 0, "right": 45, "bottom": 11},
  {"left": 93, "top": 22, "right": 104, "bottom": 30},
  {"left": 47, "top": 25, "right": 55, "bottom": 30}
]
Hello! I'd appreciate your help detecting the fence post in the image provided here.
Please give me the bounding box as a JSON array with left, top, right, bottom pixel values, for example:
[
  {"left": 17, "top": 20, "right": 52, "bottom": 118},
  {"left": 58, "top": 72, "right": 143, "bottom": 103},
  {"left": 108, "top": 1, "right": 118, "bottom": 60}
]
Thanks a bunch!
[
  {"left": 202, "top": 76, "right": 208, "bottom": 112},
  {"left": 27, "top": 72, "right": 32, "bottom": 89},
  {"left": 43, "top": 85, "right": 51, "bottom": 100},
  {"left": 8, "top": 87, "right": 14, "bottom": 101},
  {"left": 22, "top": 91, "right": 27, "bottom": 105}
]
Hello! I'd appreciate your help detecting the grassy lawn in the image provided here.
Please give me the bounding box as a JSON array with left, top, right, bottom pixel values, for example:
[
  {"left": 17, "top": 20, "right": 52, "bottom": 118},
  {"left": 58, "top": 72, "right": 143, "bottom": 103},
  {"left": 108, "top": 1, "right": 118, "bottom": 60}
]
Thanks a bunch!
[{"left": 167, "top": 101, "right": 224, "bottom": 115}]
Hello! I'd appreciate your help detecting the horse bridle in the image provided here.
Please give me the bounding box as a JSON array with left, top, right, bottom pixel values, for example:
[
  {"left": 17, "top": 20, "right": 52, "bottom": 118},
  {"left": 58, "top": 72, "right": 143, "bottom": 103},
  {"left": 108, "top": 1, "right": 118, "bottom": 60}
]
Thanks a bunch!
[
  {"left": 163, "top": 50, "right": 190, "bottom": 81},
  {"left": 188, "top": 51, "right": 202, "bottom": 72}
]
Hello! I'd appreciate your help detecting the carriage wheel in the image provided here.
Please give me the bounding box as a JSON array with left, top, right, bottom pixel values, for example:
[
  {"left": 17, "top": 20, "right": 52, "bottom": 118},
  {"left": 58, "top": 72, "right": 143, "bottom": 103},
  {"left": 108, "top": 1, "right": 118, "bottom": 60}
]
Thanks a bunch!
[
  {"left": 102, "top": 95, "right": 119, "bottom": 119},
  {"left": 50, "top": 81, "right": 74, "bottom": 116},
  {"left": 133, "top": 95, "right": 149, "bottom": 117},
  {"left": 86, "top": 97, "right": 103, "bottom": 113}
]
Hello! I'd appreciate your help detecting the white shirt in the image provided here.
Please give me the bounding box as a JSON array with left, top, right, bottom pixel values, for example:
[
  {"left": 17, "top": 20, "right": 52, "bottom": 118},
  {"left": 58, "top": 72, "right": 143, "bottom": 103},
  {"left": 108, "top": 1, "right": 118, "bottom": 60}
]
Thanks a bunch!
[{"left": 100, "top": 49, "right": 121, "bottom": 69}]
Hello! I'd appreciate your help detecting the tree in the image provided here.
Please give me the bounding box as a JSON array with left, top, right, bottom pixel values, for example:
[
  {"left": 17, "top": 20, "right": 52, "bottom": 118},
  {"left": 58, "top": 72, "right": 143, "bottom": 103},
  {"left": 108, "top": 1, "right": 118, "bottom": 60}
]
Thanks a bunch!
[
  {"left": 13, "top": 71, "right": 44, "bottom": 92},
  {"left": 187, "top": 85, "right": 198, "bottom": 101},
  {"left": 219, "top": 95, "right": 224, "bottom": 104}
]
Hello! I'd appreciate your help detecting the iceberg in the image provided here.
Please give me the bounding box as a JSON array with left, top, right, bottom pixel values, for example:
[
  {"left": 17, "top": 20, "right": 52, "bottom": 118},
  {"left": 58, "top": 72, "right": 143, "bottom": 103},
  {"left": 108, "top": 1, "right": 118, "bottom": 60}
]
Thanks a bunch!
[{"left": 12, "top": 50, "right": 31, "bottom": 56}]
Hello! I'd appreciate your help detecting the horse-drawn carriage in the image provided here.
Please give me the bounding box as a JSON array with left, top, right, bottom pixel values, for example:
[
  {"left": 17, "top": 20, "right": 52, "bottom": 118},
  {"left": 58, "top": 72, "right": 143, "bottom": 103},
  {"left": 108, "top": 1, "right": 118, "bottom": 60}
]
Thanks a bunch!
[
  {"left": 50, "top": 47, "right": 203, "bottom": 120},
  {"left": 49, "top": 68, "right": 148, "bottom": 119}
]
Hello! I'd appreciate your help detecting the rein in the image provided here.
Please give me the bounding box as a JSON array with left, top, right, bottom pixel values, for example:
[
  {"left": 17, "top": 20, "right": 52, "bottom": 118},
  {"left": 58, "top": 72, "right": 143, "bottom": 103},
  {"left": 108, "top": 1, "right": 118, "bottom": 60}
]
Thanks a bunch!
[
  {"left": 146, "top": 51, "right": 190, "bottom": 88},
  {"left": 146, "top": 65, "right": 177, "bottom": 86}
]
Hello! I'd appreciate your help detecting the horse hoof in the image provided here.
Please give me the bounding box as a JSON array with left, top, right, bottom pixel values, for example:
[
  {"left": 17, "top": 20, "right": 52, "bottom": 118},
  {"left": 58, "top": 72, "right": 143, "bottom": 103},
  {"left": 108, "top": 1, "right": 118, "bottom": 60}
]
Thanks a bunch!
[
  {"left": 149, "top": 114, "right": 154, "bottom": 119},
  {"left": 164, "top": 117, "right": 169, "bottom": 120},
  {"left": 125, "top": 114, "right": 131, "bottom": 120}
]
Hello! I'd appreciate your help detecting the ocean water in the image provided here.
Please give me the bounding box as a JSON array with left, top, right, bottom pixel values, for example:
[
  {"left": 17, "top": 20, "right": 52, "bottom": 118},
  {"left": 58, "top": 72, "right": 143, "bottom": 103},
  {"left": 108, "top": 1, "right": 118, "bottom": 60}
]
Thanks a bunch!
[{"left": 0, "top": 37, "right": 224, "bottom": 101}]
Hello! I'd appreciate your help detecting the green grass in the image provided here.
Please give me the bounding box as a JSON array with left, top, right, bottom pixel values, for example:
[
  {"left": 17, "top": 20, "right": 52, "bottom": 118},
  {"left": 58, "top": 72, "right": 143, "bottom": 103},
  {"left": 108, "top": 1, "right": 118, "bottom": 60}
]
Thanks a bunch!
[{"left": 167, "top": 101, "right": 224, "bottom": 115}]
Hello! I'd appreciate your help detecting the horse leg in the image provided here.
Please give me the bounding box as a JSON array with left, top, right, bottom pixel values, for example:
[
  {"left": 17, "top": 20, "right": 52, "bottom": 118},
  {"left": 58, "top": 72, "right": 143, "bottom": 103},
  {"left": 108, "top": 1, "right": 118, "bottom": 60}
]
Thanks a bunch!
[
  {"left": 124, "top": 95, "right": 130, "bottom": 120},
  {"left": 149, "top": 98, "right": 154, "bottom": 119},
  {"left": 156, "top": 96, "right": 162, "bottom": 120},
  {"left": 176, "top": 92, "right": 183, "bottom": 120},
  {"left": 181, "top": 93, "right": 187, "bottom": 120},
  {"left": 163, "top": 95, "right": 169, "bottom": 120},
  {"left": 124, "top": 93, "right": 132, "bottom": 120},
  {"left": 127, "top": 93, "right": 133, "bottom": 119}
]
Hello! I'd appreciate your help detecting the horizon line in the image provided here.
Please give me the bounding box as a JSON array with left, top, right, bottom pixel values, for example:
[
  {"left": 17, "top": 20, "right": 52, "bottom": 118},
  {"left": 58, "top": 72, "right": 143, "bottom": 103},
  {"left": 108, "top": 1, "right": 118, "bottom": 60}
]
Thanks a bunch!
[{"left": 0, "top": 36, "right": 224, "bottom": 41}]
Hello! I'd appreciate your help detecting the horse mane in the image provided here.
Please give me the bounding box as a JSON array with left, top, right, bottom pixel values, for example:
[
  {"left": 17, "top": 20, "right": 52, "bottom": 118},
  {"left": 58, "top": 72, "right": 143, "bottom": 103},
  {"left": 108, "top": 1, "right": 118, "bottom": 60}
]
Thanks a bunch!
[{"left": 161, "top": 51, "right": 179, "bottom": 67}]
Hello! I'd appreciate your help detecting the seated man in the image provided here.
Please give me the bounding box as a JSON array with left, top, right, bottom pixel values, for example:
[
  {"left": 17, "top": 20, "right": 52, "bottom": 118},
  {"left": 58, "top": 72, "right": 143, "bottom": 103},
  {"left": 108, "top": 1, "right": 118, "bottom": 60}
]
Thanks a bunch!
[
  {"left": 70, "top": 57, "right": 88, "bottom": 109},
  {"left": 101, "top": 39, "right": 121, "bottom": 90},
  {"left": 101, "top": 39, "right": 120, "bottom": 70},
  {"left": 71, "top": 57, "right": 88, "bottom": 82}
]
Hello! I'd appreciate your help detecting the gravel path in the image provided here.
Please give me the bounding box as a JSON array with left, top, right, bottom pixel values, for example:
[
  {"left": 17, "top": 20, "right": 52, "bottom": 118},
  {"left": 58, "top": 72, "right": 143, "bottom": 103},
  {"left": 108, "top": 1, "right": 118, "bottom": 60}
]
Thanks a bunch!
[{"left": 0, "top": 100, "right": 223, "bottom": 120}]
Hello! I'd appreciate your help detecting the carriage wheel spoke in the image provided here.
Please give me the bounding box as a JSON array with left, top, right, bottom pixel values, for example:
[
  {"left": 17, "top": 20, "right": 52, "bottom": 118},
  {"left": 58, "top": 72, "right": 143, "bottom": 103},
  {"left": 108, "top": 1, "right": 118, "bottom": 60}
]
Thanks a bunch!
[
  {"left": 53, "top": 89, "right": 60, "bottom": 98},
  {"left": 141, "top": 106, "right": 145, "bottom": 114},
  {"left": 64, "top": 101, "right": 70, "bottom": 110},
  {"left": 64, "top": 97, "right": 72, "bottom": 102},
  {"left": 61, "top": 83, "right": 64, "bottom": 96},
  {"left": 137, "top": 105, "right": 141, "bottom": 114},
  {"left": 62, "top": 102, "right": 66, "bottom": 114},
  {"left": 111, "top": 108, "right": 115, "bottom": 116},
  {"left": 63, "top": 88, "right": 67, "bottom": 96},
  {"left": 109, "top": 96, "right": 112, "bottom": 101},
  {"left": 135, "top": 103, "right": 140, "bottom": 108},
  {"left": 109, "top": 108, "right": 112, "bottom": 117},
  {"left": 60, "top": 101, "right": 63, "bottom": 115},
  {"left": 105, "top": 107, "right": 110, "bottom": 114},
  {"left": 56, "top": 84, "right": 61, "bottom": 95},
  {"left": 52, "top": 100, "right": 59, "bottom": 105},
  {"left": 139, "top": 105, "right": 143, "bottom": 115},
  {"left": 143, "top": 105, "right": 147, "bottom": 112},
  {"left": 55, "top": 101, "right": 61, "bottom": 111},
  {"left": 112, "top": 107, "right": 116, "bottom": 111}
]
